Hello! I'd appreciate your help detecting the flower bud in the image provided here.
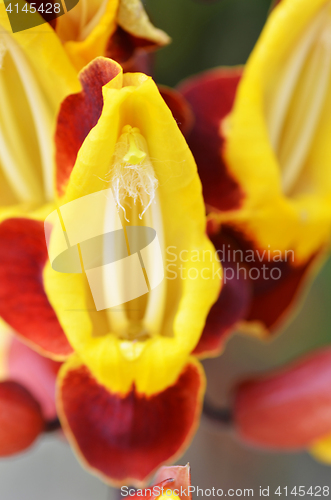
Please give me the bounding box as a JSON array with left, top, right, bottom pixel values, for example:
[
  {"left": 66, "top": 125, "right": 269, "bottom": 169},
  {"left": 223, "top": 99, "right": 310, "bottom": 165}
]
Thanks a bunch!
[{"left": 234, "top": 348, "right": 331, "bottom": 449}]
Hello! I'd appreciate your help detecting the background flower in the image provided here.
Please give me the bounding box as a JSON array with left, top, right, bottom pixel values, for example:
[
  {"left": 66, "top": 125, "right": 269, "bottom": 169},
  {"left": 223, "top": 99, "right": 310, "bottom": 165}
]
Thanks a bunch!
[
  {"left": 0, "top": 320, "right": 61, "bottom": 456},
  {"left": 0, "top": 3, "right": 79, "bottom": 216},
  {"left": 54, "top": 0, "right": 170, "bottom": 71},
  {"left": 233, "top": 347, "right": 331, "bottom": 462}
]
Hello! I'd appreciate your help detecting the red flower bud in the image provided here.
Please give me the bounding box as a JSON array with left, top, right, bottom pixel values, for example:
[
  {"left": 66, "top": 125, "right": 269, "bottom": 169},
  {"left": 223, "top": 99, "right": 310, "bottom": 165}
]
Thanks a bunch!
[
  {"left": 0, "top": 381, "right": 44, "bottom": 457},
  {"left": 234, "top": 348, "right": 331, "bottom": 449}
]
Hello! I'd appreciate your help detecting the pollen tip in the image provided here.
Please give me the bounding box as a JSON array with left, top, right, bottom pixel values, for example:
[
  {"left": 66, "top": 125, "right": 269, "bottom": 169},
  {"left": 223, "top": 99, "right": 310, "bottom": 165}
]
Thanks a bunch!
[
  {"left": 123, "top": 149, "right": 147, "bottom": 165},
  {"left": 123, "top": 130, "right": 147, "bottom": 165}
]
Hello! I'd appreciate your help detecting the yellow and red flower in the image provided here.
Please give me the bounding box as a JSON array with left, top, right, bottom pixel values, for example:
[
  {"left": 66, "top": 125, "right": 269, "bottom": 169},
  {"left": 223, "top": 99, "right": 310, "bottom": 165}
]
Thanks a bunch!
[
  {"left": 0, "top": 57, "right": 220, "bottom": 485},
  {"left": 177, "top": 0, "right": 331, "bottom": 355},
  {"left": 0, "top": 1, "right": 199, "bottom": 481}
]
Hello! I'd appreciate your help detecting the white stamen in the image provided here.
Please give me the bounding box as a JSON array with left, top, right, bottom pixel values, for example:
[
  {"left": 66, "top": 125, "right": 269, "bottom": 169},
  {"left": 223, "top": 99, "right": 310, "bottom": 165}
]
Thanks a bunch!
[{"left": 109, "top": 127, "right": 158, "bottom": 222}]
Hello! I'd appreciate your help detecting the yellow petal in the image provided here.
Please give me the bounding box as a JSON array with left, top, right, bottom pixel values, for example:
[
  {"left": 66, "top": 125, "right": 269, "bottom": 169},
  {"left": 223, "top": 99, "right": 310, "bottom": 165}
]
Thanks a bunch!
[
  {"left": 60, "top": 0, "right": 119, "bottom": 71},
  {"left": 0, "top": 2, "right": 80, "bottom": 207},
  {"left": 117, "top": 0, "right": 171, "bottom": 46}
]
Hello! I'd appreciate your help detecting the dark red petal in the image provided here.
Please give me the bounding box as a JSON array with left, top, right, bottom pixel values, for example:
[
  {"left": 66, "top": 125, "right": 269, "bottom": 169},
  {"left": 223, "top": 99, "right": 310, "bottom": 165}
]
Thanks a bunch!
[
  {"left": 8, "top": 338, "right": 61, "bottom": 421},
  {"left": 0, "top": 218, "right": 73, "bottom": 358},
  {"left": 194, "top": 231, "right": 251, "bottom": 357},
  {"left": 105, "top": 26, "right": 165, "bottom": 73},
  {"left": 245, "top": 256, "right": 315, "bottom": 331},
  {"left": 58, "top": 361, "right": 204, "bottom": 485},
  {"left": 227, "top": 224, "right": 318, "bottom": 331},
  {"left": 55, "top": 57, "right": 122, "bottom": 196},
  {"left": 234, "top": 348, "right": 331, "bottom": 449},
  {"left": 105, "top": 27, "right": 156, "bottom": 74},
  {"left": 178, "top": 68, "right": 244, "bottom": 212},
  {"left": 0, "top": 381, "right": 44, "bottom": 456},
  {"left": 194, "top": 264, "right": 251, "bottom": 357},
  {"left": 153, "top": 464, "right": 192, "bottom": 500},
  {"left": 106, "top": 26, "right": 153, "bottom": 64},
  {"left": 159, "top": 86, "right": 194, "bottom": 137},
  {"left": 123, "top": 51, "right": 154, "bottom": 75},
  {"left": 212, "top": 226, "right": 318, "bottom": 333}
]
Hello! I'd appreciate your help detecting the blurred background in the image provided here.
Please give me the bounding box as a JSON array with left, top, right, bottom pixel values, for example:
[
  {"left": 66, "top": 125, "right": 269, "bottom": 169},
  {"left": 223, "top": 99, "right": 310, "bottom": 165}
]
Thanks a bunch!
[{"left": 2, "top": 0, "right": 331, "bottom": 498}]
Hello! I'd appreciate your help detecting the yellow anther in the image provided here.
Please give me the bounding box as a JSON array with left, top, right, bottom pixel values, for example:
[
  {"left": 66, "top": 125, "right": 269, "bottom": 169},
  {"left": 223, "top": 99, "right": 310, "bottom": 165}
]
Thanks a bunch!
[{"left": 123, "top": 133, "right": 147, "bottom": 165}]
